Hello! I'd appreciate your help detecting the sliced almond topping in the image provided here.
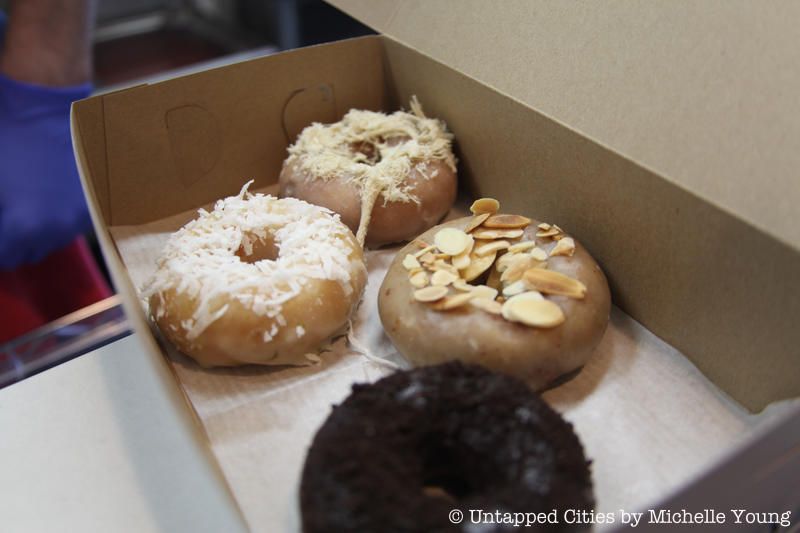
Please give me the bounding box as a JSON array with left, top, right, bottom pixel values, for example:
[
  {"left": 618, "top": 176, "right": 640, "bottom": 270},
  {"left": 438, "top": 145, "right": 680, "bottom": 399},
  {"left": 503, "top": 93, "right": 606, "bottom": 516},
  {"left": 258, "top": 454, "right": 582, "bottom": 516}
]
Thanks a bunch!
[
  {"left": 508, "top": 240, "right": 537, "bottom": 253},
  {"left": 501, "top": 255, "right": 536, "bottom": 283},
  {"left": 452, "top": 251, "right": 471, "bottom": 270},
  {"left": 452, "top": 279, "right": 474, "bottom": 292},
  {"left": 431, "top": 269, "right": 458, "bottom": 286},
  {"left": 553, "top": 224, "right": 565, "bottom": 233},
  {"left": 470, "top": 197, "right": 500, "bottom": 215},
  {"left": 451, "top": 238, "right": 475, "bottom": 270},
  {"left": 413, "top": 239, "right": 432, "bottom": 249},
  {"left": 502, "top": 279, "right": 528, "bottom": 297},
  {"left": 409, "top": 271, "right": 429, "bottom": 288},
  {"left": 464, "top": 212, "right": 491, "bottom": 233},
  {"left": 500, "top": 299, "right": 514, "bottom": 321},
  {"left": 523, "top": 268, "right": 587, "bottom": 299},
  {"left": 402, "top": 254, "right": 421, "bottom": 270},
  {"left": 413, "top": 285, "right": 448, "bottom": 302},
  {"left": 513, "top": 290, "right": 545, "bottom": 302},
  {"left": 474, "top": 239, "right": 510, "bottom": 257},
  {"left": 536, "top": 227, "right": 561, "bottom": 238},
  {"left": 472, "top": 228, "right": 525, "bottom": 240},
  {"left": 550, "top": 236, "right": 575, "bottom": 257},
  {"left": 470, "top": 298, "right": 503, "bottom": 315},
  {"left": 459, "top": 252, "right": 496, "bottom": 282},
  {"left": 471, "top": 229, "right": 501, "bottom": 240},
  {"left": 501, "top": 291, "right": 544, "bottom": 320},
  {"left": 537, "top": 222, "right": 552, "bottom": 231},
  {"left": 433, "top": 259, "right": 459, "bottom": 273},
  {"left": 434, "top": 228, "right": 473, "bottom": 256},
  {"left": 430, "top": 292, "right": 475, "bottom": 311},
  {"left": 413, "top": 245, "right": 436, "bottom": 258},
  {"left": 419, "top": 252, "right": 436, "bottom": 264},
  {"left": 471, "top": 284, "right": 499, "bottom": 301},
  {"left": 485, "top": 265, "right": 503, "bottom": 290},
  {"left": 503, "top": 297, "right": 565, "bottom": 328},
  {"left": 483, "top": 214, "right": 532, "bottom": 229},
  {"left": 496, "top": 252, "right": 518, "bottom": 273},
  {"left": 530, "top": 247, "right": 549, "bottom": 261}
]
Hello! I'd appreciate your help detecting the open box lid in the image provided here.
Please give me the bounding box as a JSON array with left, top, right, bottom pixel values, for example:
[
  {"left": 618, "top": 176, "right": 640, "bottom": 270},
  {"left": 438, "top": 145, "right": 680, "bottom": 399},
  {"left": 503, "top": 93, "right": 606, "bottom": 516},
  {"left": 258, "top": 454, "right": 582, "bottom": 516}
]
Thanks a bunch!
[
  {"left": 330, "top": 1, "right": 800, "bottom": 250},
  {"left": 71, "top": 4, "right": 798, "bottom": 415},
  {"left": 325, "top": 1, "right": 800, "bottom": 411}
]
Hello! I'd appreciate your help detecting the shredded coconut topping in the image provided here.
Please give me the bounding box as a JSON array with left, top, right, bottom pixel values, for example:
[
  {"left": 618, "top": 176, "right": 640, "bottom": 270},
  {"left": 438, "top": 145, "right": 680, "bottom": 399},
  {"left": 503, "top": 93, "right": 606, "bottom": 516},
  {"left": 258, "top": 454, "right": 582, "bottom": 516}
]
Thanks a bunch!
[
  {"left": 286, "top": 97, "right": 456, "bottom": 245},
  {"left": 144, "top": 181, "right": 358, "bottom": 342}
]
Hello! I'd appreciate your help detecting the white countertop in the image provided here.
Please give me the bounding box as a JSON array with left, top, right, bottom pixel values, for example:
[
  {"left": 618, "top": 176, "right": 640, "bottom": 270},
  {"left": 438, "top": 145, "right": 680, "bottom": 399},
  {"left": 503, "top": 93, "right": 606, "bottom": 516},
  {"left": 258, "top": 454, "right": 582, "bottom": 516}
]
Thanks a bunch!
[{"left": 0, "top": 334, "right": 246, "bottom": 533}]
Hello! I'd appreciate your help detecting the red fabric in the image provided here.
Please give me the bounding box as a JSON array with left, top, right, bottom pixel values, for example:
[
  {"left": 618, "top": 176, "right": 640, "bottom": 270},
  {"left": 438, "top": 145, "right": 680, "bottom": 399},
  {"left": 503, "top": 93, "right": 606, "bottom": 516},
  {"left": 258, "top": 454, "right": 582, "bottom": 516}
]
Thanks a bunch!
[{"left": 0, "top": 236, "right": 111, "bottom": 343}]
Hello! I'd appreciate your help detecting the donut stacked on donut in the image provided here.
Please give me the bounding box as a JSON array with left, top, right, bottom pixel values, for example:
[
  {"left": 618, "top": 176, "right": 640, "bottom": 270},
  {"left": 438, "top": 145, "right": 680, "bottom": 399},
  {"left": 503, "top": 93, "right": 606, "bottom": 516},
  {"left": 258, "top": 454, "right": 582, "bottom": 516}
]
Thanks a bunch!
[
  {"left": 280, "top": 97, "right": 457, "bottom": 248},
  {"left": 300, "top": 362, "right": 594, "bottom": 533},
  {"left": 379, "top": 198, "right": 610, "bottom": 388},
  {"left": 145, "top": 182, "right": 367, "bottom": 367}
]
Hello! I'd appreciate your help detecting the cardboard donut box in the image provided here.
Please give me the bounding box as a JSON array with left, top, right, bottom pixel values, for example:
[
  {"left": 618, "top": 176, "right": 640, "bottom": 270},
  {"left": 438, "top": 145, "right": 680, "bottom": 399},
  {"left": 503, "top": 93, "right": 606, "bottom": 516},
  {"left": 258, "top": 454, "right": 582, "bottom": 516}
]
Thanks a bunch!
[{"left": 71, "top": 2, "right": 799, "bottom": 531}]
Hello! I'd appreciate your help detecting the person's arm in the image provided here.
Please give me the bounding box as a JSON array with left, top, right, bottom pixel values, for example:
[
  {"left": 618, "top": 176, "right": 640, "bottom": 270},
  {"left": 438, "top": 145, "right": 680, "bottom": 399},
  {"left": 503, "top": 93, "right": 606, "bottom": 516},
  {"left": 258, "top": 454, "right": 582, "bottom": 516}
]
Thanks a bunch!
[
  {"left": 0, "top": 0, "right": 98, "bottom": 270},
  {"left": 1, "top": 0, "right": 95, "bottom": 86}
]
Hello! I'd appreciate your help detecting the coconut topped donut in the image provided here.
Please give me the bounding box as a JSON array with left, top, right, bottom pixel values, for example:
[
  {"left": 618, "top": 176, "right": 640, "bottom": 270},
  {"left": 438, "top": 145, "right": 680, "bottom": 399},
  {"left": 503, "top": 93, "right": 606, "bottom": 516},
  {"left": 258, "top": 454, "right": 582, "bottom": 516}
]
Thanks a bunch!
[
  {"left": 280, "top": 97, "right": 457, "bottom": 247},
  {"left": 144, "top": 182, "right": 367, "bottom": 367}
]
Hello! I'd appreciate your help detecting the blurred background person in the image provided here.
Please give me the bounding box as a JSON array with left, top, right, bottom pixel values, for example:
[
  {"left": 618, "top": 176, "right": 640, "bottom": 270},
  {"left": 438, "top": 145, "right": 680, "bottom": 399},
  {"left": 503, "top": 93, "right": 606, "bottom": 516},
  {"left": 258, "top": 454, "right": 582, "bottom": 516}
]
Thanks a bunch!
[{"left": 0, "top": 0, "right": 111, "bottom": 344}]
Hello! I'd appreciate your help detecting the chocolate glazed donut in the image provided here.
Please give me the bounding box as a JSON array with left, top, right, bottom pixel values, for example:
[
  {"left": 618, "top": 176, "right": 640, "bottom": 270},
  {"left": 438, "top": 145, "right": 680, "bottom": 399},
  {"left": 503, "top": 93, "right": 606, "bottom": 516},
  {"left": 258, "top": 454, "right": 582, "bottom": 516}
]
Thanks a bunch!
[{"left": 300, "top": 362, "right": 594, "bottom": 532}]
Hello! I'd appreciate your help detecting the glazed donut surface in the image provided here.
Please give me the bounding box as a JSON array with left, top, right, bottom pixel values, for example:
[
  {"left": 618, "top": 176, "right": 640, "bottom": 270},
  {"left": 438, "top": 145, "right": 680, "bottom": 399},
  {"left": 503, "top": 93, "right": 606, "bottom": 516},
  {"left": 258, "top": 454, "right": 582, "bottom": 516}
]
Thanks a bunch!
[
  {"left": 144, "top": 182, "right": 367, "bottom": 367},
  {"left": 279, "top": 98, "right": 457, "bottom": 247},
  {"left": 378, "top": 199, "right": 611, "bottom": 389}
]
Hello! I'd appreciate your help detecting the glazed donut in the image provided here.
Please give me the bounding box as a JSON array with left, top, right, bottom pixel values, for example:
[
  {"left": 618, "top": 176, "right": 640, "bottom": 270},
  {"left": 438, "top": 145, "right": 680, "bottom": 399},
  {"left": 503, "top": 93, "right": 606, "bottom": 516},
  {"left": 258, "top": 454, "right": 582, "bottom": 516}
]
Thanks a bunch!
[
  {"left": 300, "top": 362, "right": 594, "bottom": 533},
  {"left": 144, "top": 182, "right": 367, "bottom": 367},
  {"left": 279, "top": 97, "right": 457, "bottom": 248},
  {"left": 378, "top": 198, "right": 610, "bottom": 389}
]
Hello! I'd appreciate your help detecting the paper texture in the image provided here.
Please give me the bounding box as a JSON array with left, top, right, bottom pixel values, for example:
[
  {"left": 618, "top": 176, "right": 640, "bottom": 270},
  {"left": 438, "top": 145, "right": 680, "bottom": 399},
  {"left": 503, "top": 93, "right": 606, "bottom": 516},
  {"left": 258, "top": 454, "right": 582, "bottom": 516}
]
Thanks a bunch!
[{"left": 109, "top": 190, "right": 778, "bottom": 531}]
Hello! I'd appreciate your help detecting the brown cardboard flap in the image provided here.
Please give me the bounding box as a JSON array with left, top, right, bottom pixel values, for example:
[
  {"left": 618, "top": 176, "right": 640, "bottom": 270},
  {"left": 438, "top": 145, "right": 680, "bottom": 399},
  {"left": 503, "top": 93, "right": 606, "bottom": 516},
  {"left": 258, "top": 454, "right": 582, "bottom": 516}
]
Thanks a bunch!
[
  {"left": 330, "top": 1, "right": 800, "bottom": 252},
  {"left": 74, "top": 37, "right": 386, "bottom": 226},
  {"left": 379, "top": 38, "right": 800, "bottom": 411}
]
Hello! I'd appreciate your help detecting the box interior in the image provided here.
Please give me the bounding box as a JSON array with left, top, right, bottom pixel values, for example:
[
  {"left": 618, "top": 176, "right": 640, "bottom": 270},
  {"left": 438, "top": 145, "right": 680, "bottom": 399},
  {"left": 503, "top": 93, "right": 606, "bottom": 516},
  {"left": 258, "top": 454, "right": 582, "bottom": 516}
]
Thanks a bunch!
[
  {"left": 74, "top": 35, "right": 799, "bottom": 413},
  {"left": 71, "top": 35, "right": 800, "bottom": 530}
]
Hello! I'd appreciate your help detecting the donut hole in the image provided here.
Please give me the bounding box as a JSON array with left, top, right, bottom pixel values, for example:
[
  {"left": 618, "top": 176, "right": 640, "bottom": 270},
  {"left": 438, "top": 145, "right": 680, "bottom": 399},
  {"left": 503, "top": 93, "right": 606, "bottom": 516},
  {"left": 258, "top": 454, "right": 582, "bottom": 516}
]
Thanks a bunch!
[
  {"left": 349, "top": 140, "right": 381, "bottom": 165},
  {"left": 236, "top": 235, "right": 280, "bottom": 263},
  {"left": 422, "top": 486, "right": 457, "bottom": 503},
  {"left": 420, "top": 443, "right": 473, "bottom": 503}
]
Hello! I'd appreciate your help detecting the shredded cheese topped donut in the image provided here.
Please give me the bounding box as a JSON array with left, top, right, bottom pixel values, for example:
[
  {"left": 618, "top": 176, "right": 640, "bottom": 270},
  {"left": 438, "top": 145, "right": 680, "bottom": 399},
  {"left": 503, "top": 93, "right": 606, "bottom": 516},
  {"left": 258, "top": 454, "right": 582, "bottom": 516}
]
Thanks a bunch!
[
  {"left": 286, "top": 97, "right": 456, "bottom": 244},
  {"left": 143, "top": 181, "right": 359, "bottom": 342}
]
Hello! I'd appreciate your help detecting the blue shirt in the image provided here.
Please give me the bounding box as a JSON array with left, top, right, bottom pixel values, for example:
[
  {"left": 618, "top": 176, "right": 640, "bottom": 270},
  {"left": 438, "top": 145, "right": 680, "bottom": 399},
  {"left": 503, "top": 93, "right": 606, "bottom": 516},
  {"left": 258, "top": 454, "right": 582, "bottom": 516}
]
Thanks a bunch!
[{"left": 0, "top": 8, "right": 94, "bottom": 269}]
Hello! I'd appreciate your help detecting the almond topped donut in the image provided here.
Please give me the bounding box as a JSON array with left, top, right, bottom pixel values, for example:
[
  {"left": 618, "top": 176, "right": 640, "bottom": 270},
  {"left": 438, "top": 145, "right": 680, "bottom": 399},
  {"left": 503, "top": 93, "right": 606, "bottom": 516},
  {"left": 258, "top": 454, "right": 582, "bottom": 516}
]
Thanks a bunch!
[
  {"left": 378, "top": 198, "right": 611, "bottom": 389},
  {"left": 279, "top": 97, "right": 457, "bottom": 248},
  {"left": 144, "top": 182, "right": 367, "bottom": 367}
]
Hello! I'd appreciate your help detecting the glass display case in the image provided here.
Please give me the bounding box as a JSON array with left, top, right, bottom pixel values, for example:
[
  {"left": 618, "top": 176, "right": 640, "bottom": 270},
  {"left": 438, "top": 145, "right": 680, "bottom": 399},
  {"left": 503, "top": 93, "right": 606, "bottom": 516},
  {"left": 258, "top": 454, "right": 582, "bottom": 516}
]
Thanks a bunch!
[{"left": 0, "top": 296, "right": 130, "bottom": 388}]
